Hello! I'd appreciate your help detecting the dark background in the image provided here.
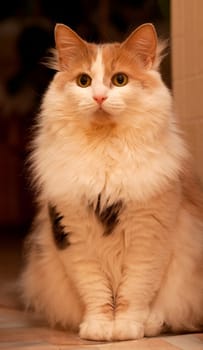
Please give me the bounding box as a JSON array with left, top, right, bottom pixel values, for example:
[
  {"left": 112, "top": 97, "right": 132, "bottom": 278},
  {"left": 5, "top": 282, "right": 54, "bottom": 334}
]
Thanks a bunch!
[{"left": 0, "top": 0, "right": 170, "bottom": 242}]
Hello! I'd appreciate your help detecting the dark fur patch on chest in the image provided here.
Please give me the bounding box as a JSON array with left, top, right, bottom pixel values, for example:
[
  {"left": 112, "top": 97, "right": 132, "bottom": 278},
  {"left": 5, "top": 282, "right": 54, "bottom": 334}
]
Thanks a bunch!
[
  {"left": 95, "top": 194, "right": 123, "bottom": 235},
  {"left": 48, "top": 204, "right": 70, "bottom": 249}
]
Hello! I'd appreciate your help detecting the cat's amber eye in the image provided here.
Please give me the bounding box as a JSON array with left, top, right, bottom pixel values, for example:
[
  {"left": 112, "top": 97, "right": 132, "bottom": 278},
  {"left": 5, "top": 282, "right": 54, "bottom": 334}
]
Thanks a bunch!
[
  {"left": 112, "top": 73, "right": 128, "bottom": 87},
  {"left": 76, "top": 73, "right": 92, "bottom": 88}
]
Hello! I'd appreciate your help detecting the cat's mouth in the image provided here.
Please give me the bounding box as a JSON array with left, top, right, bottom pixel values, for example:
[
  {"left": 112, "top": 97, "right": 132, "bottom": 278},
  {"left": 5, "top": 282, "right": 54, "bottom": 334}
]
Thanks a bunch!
[{"left": 97, "top": 106, "right": 107, "bottom": 113}]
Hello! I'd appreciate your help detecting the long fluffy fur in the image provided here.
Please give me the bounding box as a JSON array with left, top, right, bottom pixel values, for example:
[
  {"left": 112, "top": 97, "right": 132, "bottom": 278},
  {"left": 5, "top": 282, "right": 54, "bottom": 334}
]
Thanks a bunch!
[{"left": 20, "top": 23, "right": 203, "bottom": 341}]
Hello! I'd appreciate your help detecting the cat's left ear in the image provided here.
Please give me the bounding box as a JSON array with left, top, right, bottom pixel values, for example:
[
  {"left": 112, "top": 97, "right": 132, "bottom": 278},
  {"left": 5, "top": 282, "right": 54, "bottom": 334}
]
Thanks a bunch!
[{"left": 122, "top": 23, "right": 158, "bottom": 70}]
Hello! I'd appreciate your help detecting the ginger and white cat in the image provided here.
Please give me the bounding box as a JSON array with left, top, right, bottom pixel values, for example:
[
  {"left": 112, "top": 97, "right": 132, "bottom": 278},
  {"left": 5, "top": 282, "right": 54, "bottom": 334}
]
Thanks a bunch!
[{"left": 20, "top": 23, "right": 203, "bottom": 341}]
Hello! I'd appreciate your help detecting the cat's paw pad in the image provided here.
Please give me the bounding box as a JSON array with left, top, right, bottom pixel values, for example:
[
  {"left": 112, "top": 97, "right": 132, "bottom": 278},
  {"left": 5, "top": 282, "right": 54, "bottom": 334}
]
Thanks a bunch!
[
  {"left": 144, "top": 313, "right": 165, "bottom": 337},
  {"left": 79, "top": 319, "right": 113, "bottom": 341},
  {"left": 113, "top": 319, "right": 144, "bottom": 340}
]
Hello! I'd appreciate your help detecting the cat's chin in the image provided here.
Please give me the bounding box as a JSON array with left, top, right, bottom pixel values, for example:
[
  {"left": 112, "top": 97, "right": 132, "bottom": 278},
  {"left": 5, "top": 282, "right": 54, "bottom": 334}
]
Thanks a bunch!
[{"left": 90, "top": 109, "right": 116, "bottom": 125}]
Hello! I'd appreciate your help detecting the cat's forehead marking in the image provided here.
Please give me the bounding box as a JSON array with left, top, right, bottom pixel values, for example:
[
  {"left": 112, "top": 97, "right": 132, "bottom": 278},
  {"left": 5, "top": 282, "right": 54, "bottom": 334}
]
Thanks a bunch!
[{"left": 91, "top": 47, "right": 105, "bottom": 82}]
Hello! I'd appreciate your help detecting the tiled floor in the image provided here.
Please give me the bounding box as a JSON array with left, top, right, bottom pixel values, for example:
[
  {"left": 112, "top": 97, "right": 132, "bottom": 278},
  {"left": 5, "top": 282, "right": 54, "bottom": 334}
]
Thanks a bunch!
[{"left": 0, "top": 232, "right": 203, "bottom": 349}]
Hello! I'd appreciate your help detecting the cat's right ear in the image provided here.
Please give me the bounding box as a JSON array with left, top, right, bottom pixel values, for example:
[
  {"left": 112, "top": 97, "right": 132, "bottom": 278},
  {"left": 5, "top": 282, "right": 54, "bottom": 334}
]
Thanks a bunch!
[
  {"left": 54, "top": 24, "right": 87, "bottom": 70},
  {"left": 122, "top": 23, "right": 158, "bottom": 70}
]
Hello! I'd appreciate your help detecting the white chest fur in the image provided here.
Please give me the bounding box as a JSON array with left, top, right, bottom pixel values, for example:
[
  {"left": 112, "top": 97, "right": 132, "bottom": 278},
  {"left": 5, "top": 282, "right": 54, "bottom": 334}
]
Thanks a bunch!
[{"left": 35, "top": 125, "right": 185, "bottom": 206}]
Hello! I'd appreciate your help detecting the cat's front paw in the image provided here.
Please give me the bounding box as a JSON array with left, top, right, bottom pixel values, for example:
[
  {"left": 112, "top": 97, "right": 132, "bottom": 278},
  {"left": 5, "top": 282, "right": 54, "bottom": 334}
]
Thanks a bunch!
[
  {"left": 113, "top": 319, "right": 144, "bottom": 340},
  {"left": 79, "top": 319, "right": 114, "bottom": 341}
]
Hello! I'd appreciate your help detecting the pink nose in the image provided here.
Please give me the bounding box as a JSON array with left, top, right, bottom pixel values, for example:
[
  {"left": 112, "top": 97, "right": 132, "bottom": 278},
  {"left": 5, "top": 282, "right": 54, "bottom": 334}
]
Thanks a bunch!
[{"left": 93, "top": 96, "right": 107, "bottom": 105}]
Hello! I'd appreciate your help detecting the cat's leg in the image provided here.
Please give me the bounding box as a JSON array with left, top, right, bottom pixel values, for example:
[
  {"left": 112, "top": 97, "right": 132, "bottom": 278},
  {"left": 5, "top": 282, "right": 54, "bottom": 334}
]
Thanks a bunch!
[
  {"left": 66, "top": 258, "right": 114, "bottom": 341},
  {"left": 113, "top": 212, "right": 171, "bottom": 341},
  {"left": 46, "top": 201, "right": 115, "bottom": 341},
  {"left": 53, "top": 207, "right": 115, "bottom": 341}
]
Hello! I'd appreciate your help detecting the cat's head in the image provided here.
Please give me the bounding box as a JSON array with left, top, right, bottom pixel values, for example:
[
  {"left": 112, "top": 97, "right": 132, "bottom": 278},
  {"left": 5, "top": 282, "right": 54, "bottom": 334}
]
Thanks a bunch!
[{"left": 45, "top": 23, "right": 170, "bottom": 132}]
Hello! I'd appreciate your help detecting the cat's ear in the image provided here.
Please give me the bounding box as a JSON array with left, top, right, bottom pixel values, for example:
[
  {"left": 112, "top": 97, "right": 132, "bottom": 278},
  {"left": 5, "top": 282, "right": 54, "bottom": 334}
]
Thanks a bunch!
[
  {"left": 54, "top": 24, "right": 87, "bottom": 70},
  {"left": 122, "top": 23, "right": 157, "bottom": 70}
]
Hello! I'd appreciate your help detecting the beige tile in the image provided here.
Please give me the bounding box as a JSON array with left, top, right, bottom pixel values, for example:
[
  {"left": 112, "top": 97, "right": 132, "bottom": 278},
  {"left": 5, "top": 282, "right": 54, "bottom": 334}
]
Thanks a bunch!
[
  {"left": 174, "top": 0, "right": 203, "bottom": 77},
  {"left": 184, "top": 77, "right": 203, "bottom": 120},
  {"left": 182, "top": 120, "right": 203, "bottom": 183},
  {"left": 195, "top": 0, "right": 203, "bottom": 74},
  {"left": 0, "top": 343, "right": 58, "bottom": 350},
  {"left": 99, "top": 338, "right": 181, "bottom": 349},
  {"left": 182, "top": 3, "right": 197, "bottom": 79},
  {"left": 183, "top": 38, "right": 198, "bottom": 79},
  {"left": 163, "top": 334, "right": 203, "bottom": 350},
  {"left": 171, "top": 0, "right": 185, "bottom": 37},
  {"left": 183, "top": 1, "right": 196, "bottom": 34},
  {"left": 172, "top": 37, "right": 185, "bottom": 81},
  {"left": 196, "top": 38, "right": 203, "bottom": 75}
]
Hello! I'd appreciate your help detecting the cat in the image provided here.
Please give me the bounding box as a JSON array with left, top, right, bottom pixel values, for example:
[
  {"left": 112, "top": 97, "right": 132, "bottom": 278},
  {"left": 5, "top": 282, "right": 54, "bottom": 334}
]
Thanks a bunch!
[{"left": 20, "top": 23, "right": 203, "bottom": 341}]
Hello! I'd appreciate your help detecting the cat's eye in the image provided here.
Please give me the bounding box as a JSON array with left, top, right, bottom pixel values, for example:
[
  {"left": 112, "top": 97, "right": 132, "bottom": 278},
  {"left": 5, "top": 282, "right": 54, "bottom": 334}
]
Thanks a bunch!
[
  {"left": 76, "top": 73, "right": 92, "bottom": 88},
  {"left": 112, "top": 73, "right": 128, "bottom": 87}
]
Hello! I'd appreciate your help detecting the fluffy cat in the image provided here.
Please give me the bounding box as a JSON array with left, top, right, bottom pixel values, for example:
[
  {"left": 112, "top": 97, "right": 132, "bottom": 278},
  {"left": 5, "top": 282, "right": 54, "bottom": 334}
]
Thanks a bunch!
[{"left": 20, "top": 23, "right": 203, "bottom": 341}]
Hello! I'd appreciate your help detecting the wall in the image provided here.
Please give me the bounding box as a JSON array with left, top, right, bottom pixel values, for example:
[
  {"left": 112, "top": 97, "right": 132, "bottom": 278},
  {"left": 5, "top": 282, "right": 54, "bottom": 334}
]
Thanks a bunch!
[{"left": 171, "top": 0, "right": 203, "bottom": 181}]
